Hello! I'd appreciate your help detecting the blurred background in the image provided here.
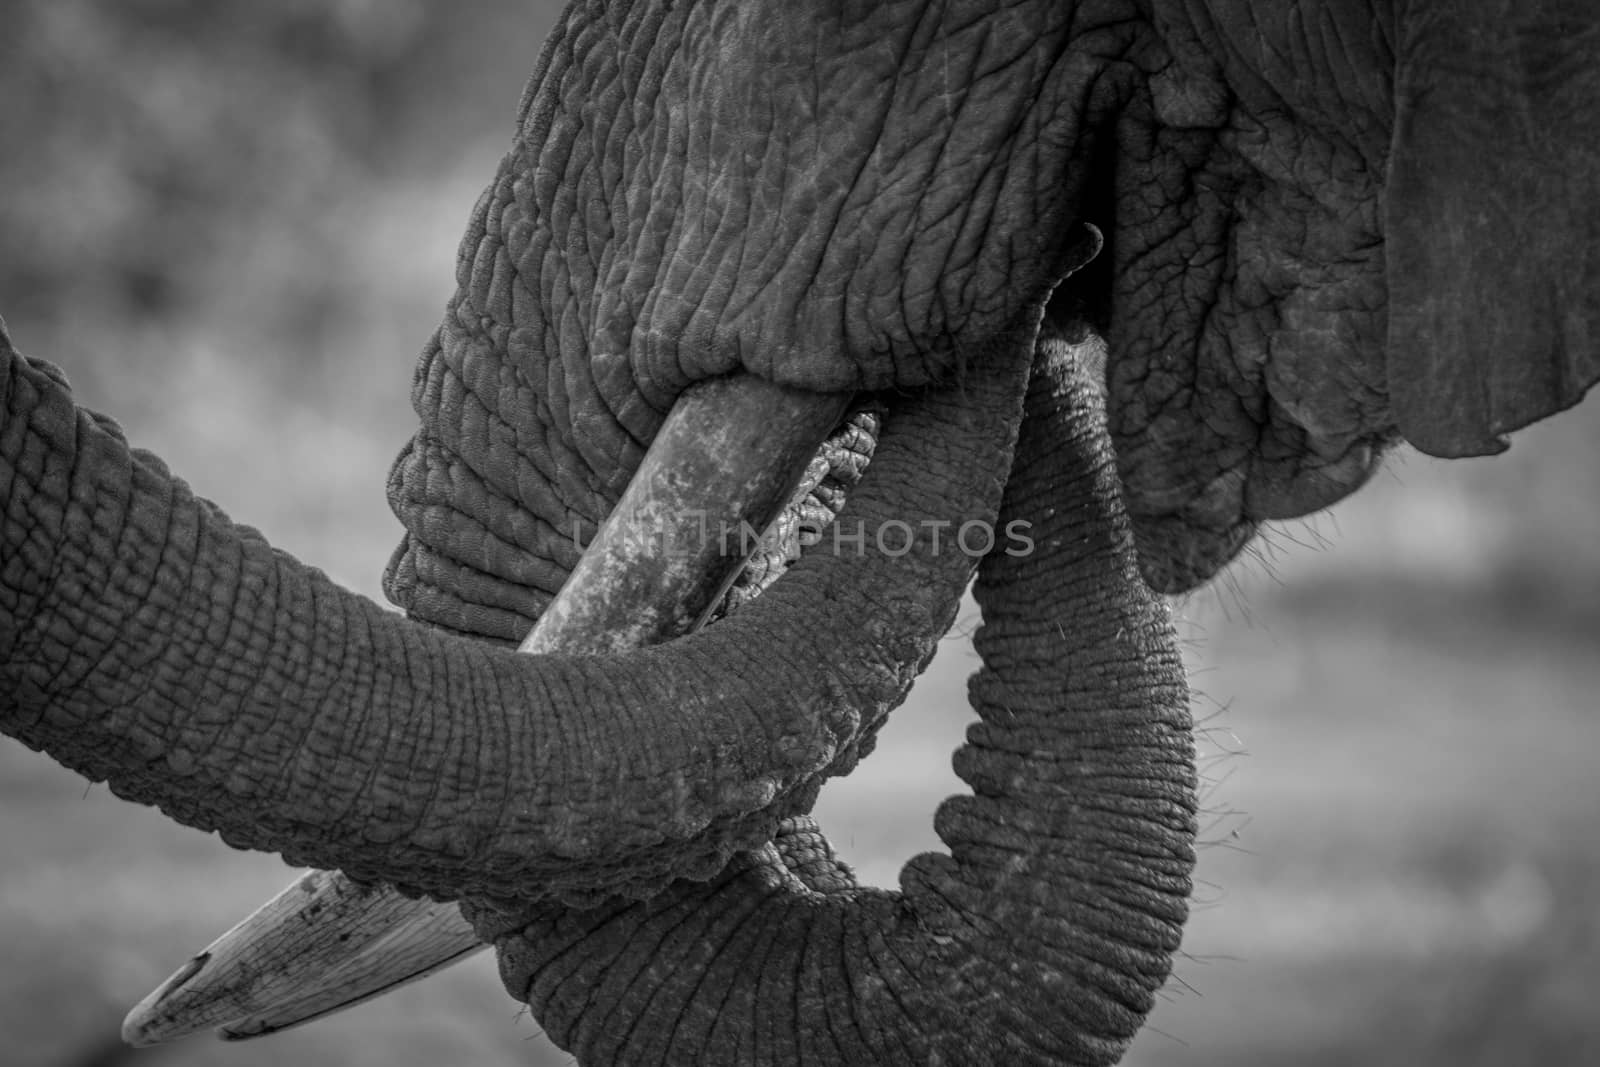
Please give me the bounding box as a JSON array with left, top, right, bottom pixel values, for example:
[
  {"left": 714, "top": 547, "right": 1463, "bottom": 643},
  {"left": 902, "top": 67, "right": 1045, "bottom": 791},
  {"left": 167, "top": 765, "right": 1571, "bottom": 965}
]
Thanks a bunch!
[{"left": 2, "top": 2, "right": 1597, "bottom": 1065}]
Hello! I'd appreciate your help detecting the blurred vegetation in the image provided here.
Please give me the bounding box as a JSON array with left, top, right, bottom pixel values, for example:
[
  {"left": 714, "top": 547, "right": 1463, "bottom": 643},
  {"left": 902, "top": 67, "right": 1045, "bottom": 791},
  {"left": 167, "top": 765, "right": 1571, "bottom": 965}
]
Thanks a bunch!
[
  {"left": 0, "top": 0, "right": 565, "bottom": 591},
  {"left": 0, "top": 0, "right": 557, "bottom": 356},
  {"left": 5, "top": 0, "right": 408, "bottom": 330},
  {"left": 2, "top": 3, "right": 1599, "bottom": 1067}
]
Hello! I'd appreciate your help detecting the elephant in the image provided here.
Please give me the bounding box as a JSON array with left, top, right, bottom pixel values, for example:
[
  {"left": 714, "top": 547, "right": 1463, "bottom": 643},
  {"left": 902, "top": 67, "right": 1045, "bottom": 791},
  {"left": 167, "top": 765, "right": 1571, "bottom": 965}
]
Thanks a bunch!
[{"left": 2, "top": 1, "right": 1597, "bottom": 1065}]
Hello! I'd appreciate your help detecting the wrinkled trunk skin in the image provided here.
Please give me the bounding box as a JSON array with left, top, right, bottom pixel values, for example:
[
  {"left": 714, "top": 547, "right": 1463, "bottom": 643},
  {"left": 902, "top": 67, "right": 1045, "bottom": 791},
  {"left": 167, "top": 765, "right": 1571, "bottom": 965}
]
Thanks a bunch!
[
  {"left": 470, "top": 327, "right": 1197, "bottom": 1066},
  {"left": 0, "top": 312, "right": 1026, "bottom": 908}
]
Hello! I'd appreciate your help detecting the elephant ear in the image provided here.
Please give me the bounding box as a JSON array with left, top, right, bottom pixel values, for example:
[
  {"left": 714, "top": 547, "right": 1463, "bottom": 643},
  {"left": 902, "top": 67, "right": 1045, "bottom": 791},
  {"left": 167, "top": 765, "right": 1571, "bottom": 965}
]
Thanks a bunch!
[{"left": 1385, "top": 2, "right": 1600, "bottom": 458}]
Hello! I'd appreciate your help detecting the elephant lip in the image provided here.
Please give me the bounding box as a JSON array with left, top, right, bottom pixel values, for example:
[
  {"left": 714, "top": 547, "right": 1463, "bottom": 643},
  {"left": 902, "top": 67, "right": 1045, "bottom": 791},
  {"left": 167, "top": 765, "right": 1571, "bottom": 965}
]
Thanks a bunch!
[
  {"left": 1122, "top": 464, "right": 1248, "bottom": 535},
  {"left": 1244, "top": 438, "right": 1381, "bottom": 521},
  {"left": 1118, "top": 427, "right": 1383, "bottom": 591},
  {"left": 120, "top": 374, "right": 852, "bottom": 1047}
]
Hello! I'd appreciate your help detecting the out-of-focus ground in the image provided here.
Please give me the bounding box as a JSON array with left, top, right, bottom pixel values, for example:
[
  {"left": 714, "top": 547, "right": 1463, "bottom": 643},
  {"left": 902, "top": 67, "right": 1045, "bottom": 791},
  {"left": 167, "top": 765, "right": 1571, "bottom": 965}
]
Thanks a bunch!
[{"left": 3, "top": 4, "right": 1598, "bottom": 1065}]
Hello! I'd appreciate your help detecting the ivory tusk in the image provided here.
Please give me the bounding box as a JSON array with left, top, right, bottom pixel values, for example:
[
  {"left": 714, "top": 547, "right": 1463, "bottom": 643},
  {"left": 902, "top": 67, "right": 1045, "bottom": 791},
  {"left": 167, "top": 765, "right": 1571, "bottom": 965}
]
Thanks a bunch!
[
  {"left": 121, "top": 870, "right": 484, "bottom": 1046},
  {"left": 122, "top": 374, "right": 849, "bottom": 1045}
]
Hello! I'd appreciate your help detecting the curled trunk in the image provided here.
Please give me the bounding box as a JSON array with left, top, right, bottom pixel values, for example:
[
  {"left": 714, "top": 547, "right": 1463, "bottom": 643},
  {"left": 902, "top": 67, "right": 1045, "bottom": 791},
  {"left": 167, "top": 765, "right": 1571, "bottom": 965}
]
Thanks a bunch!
[
  {"left": 0, "top": 315, "right": 1027, "bottom": 906},
  {"left": 470, "top": 327, "right": 1197, "bottom": 1066}
]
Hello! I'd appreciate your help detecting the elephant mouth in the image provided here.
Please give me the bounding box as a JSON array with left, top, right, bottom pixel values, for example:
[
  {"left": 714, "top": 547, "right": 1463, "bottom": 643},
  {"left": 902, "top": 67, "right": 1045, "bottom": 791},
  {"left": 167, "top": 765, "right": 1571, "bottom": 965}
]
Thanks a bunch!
[
  {"left": 1118, "top": 411, "right": 1388, "bottom": 595},
  {"left": 1082, "top": 267, "right": 1392, "bottom": 596}
]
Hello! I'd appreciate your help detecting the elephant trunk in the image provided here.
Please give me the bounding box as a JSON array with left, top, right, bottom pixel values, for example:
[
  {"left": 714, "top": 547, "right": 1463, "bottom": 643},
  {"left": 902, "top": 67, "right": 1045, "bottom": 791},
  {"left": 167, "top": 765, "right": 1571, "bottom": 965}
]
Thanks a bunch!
[
  {"left": 0, "top": 313, "right": 1024, "bottom": 907},
  {"left": 472, "top": 327, "right": 1197, "bottom": 1066}
]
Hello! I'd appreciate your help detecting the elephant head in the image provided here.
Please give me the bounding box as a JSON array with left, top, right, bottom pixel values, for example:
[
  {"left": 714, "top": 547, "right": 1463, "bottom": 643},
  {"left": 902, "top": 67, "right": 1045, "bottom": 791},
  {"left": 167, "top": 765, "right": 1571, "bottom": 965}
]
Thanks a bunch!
[{"left": 2, "top": 2, "right": 1596, "bottom": 1065}]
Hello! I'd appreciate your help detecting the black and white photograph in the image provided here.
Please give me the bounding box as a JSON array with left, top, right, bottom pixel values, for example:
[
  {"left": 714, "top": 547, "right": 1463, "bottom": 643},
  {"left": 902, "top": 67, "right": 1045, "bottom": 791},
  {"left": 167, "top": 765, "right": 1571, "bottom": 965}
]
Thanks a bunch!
[{"left": 2, "top": 3, "right": 1597, "bottom": 1065}]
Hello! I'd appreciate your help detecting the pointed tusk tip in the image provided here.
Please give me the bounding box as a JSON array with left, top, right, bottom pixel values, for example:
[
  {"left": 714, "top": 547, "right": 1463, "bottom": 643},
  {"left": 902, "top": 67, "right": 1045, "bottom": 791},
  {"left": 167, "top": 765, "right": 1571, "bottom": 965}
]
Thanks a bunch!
[
  {"left": 120, "top": 952, "right": 215, "bottom": 1046},
  {"left": 120, "top": 1004, "right": 174, "bottom": 1047}
]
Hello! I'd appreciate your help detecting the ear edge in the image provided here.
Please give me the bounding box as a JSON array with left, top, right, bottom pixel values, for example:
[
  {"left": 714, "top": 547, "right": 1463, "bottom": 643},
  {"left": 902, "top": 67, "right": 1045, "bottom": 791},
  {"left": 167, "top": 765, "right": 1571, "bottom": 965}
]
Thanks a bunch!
[{"left": 1384, "top": 4, "right": 1600, "bottom": 459}]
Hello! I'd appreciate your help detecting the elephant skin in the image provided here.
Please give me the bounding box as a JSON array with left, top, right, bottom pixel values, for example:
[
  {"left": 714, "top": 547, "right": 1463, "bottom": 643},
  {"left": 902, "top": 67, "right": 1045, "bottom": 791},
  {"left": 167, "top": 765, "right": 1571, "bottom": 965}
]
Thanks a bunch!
[{"left": 2, "top": 2, "right": 1598, "bottom": 1065}]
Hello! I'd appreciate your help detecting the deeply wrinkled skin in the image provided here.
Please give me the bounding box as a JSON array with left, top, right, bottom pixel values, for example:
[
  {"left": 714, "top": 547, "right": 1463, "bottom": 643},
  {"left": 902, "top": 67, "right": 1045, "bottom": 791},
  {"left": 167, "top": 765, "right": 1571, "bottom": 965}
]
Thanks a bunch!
[
  {"left": 1, "top": 1, "right": 1597, "bottom": 1064},
  {"left": 387, "top": 1, "right": 1597, "bottom": 612}
]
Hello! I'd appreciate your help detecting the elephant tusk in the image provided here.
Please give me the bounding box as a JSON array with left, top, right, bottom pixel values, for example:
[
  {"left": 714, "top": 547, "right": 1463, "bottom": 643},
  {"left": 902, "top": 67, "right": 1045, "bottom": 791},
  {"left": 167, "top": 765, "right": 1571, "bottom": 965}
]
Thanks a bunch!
[
  {"left": 121, "top": 374, "right": 850, "bottom": 1046},
  {"left": 121, "top": 870, "right": 484, "bottom": 1045}
]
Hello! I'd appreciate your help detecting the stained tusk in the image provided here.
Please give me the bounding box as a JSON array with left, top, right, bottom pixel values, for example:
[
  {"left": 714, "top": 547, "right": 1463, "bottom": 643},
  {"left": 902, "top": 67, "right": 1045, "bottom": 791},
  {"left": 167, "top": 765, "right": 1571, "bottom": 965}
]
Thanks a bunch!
[
  {"left": 514, "top": 373, "right": 852, "bottom": 652},
  {"left": 120, "top": 870, "right": 484, "bottom": 1046},
  {"left": 216, "top": 895, "right": 482, "bottom": 1041},
  {"left": 121, "top": 374, "right": 850, "bottom": 1046}
]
